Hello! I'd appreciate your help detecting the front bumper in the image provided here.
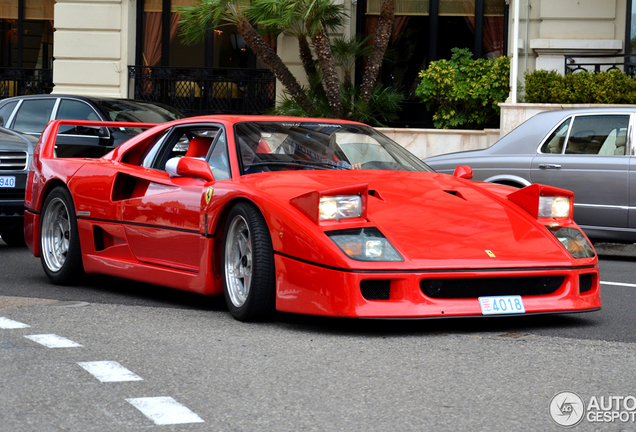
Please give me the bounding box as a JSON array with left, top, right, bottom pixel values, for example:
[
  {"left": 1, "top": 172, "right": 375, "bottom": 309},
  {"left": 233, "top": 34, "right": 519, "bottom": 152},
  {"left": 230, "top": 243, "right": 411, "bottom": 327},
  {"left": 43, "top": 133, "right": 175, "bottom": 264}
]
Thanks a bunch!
[
  {"left": 0, "top": 198, "right": 25, "bottom": 230},
  {"left": 274, "top": 254, "right": 601, "bottom": 318}
]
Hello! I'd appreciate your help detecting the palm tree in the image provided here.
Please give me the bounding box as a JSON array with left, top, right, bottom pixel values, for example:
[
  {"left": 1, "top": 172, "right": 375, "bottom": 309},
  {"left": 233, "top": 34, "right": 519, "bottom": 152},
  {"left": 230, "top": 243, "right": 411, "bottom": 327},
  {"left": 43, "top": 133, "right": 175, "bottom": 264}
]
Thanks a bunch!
[
  {"left": 359, "top": 0, "right": 395, "bottom": 105},
  {"left": 179, "top": 0, "right": 398, "bottom": 122},
  {"left": 178, "top": 0, "right": 313, "bottom": 113}
]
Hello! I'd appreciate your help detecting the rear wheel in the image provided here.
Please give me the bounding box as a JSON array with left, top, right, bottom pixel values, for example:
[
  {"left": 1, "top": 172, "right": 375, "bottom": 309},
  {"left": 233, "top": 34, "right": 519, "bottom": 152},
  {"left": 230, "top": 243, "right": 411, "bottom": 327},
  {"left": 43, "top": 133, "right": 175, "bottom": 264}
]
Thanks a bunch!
[
  {"left": 0, "top": 227, "right": 25, "bottom": 246},
  {"left": 222, "top": 202, "right": 275, "bottom": 321},
  {"left": 40, "top": 187, "right": 84, "bottom": 284}
]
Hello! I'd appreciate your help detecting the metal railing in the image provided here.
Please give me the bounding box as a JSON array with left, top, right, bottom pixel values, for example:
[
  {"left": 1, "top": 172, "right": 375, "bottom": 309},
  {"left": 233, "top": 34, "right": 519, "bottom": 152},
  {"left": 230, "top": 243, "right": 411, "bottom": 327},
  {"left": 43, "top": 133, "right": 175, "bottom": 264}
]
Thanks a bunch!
[
  {"left": 0, "top": 68, "right": 53, "bottom": 98},
  {"left": 564, "top": 54, "right": 636, "bottom": 76},
  {"left": 128, "top": 66, "right": 276, "bottom": 117}
]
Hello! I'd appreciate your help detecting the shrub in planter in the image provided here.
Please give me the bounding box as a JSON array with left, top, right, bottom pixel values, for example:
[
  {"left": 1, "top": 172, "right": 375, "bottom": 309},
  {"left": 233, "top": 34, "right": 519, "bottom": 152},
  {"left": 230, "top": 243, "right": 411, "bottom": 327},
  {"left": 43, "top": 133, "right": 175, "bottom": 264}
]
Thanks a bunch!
[
  {"left": 525, "top": 69, "right": 636, "bottom": 104},
  {"left": 415, "top": 48, "right": 510, "bottom": 129}
]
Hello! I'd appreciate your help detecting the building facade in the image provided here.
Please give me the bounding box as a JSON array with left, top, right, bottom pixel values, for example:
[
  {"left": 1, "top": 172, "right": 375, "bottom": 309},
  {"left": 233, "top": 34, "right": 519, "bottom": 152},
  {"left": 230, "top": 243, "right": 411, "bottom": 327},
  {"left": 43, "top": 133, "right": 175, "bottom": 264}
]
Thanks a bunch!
[{"left": 0, "top": 0, "right": 632, "bottom": 122}]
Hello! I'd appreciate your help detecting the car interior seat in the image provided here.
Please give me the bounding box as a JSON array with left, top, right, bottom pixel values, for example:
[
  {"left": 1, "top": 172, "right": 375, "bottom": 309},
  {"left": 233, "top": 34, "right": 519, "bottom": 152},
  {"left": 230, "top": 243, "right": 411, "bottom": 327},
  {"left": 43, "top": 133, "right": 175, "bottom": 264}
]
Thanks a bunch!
[{"left": 185, "top": 137, "right": 213, "bottom": 158}]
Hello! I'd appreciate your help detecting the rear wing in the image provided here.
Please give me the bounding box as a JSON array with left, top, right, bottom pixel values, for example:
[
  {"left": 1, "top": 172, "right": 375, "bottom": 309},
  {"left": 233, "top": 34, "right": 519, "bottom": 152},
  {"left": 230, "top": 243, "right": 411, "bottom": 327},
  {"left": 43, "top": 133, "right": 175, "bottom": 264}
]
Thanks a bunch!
[{"left": 38, "top": 119, "right": 159, "bottom": 159}]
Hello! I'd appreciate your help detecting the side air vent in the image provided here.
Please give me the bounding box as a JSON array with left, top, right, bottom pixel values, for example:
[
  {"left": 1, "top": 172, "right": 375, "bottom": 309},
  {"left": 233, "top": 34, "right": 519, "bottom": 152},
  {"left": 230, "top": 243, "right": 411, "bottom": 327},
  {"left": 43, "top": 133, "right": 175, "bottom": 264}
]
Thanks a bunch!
[
  {"left": 0, "top": 151, "right": 27, "bottom": 171},
  {"left": 360, "top": 279, "right": 391, "bottom": 300}
]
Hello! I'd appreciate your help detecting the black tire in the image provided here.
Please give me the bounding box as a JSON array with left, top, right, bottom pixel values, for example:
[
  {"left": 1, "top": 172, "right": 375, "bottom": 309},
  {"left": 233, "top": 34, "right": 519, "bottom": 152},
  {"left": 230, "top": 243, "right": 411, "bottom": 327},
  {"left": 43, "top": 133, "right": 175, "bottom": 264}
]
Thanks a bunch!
[
  {"left": 39, "top": 186, "right": 84, "bottom": 284},
  {"left": 222, "top": 202, "right": 275, "bottom": 321},
  {"left": 0, "top": 227, "right": 25, "bottom": 247}
]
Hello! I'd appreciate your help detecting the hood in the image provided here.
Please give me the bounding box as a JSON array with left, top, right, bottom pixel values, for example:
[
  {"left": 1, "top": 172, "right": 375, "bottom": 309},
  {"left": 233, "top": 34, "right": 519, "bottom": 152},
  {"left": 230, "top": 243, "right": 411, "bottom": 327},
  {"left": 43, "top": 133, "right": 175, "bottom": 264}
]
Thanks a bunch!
[{"left": 237, "top": 170, "right": 577, "bottom": 269}]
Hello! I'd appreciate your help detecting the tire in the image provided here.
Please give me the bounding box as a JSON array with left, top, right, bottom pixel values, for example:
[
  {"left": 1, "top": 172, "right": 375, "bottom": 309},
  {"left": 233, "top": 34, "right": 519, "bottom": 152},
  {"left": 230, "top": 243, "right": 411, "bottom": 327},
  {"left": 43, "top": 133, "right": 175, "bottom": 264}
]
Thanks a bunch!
[
  {"left": 39, "top": 186, "right": 84, "bottom": 285},
  {"left": 222, "top": 202, "right": 275, "bottom": 321},
  {"left": 0, "top": 227, "right": 25, "bottom": 247}
]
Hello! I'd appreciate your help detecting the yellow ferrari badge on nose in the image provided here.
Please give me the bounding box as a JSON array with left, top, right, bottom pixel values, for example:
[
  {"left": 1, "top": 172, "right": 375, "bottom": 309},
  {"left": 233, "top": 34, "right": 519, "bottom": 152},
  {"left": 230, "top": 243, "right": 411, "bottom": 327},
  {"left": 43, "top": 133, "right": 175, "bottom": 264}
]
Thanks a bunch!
[
  {"left": 485, "top": 250, "right": 496, "bottom": 258},
  {"left": 205, "top": 187, "right": 214, "bottom": 204}
]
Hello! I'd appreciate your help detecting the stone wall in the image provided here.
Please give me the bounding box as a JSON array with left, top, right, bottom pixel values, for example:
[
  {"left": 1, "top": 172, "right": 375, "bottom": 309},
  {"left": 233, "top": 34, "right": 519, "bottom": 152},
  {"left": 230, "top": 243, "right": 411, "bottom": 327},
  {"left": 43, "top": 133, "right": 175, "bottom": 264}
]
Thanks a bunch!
[{"left": 378, "top": 127, "right": 501, "bottom": 159}]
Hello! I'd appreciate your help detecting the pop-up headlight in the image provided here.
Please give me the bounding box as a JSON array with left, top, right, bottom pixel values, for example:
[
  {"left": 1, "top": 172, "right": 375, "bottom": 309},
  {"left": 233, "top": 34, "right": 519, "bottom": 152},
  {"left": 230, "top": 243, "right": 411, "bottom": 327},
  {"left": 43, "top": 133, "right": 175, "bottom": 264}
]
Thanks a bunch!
[
  {"left": 547, "top": 226, "right": 595, "bottom": 259},
  {"left": 319, "top": 196, "right": 362, "bottom": 221},
  {"left": 327, "top": 227, "right": 403, "bottom": 262},
  {"left": 539, "top": 196, "right": 570, "bottom": 219}
]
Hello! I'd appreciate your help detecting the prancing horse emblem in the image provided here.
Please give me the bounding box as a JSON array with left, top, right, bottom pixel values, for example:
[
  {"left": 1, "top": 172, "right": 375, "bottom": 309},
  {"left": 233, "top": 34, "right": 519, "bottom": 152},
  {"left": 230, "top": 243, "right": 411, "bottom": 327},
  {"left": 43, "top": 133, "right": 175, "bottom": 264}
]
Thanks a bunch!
[
  {"left": 485, "top": 250, "right": 496, "bottom": 258},
  {"left": 205, "top": 187, "right": 214, "bottom": 204}
]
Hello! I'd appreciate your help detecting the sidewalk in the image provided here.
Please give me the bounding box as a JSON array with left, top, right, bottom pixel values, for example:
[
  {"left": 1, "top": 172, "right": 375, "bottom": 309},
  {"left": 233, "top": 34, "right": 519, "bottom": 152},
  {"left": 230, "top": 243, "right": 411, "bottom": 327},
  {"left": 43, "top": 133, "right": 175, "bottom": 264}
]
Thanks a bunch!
[{"left": 594, "top": 242, "right": 636, "bottom": 257}]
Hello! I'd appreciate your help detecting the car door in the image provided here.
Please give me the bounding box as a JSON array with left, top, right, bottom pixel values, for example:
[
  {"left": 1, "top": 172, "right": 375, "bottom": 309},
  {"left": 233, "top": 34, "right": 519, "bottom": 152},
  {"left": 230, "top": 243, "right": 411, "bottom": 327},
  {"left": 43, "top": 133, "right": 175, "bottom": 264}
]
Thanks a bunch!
[
  {"left": 117, "top": 124, "right": 224, "bottom": 271},
  {"left": 530, "top": 113, "right": 631, "bottom": 230}
]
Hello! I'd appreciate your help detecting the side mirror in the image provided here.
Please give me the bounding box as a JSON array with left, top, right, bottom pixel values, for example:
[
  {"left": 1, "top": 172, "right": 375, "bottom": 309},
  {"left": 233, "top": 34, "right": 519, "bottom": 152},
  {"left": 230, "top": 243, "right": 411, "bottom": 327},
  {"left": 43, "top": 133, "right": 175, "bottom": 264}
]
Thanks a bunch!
[
  {"left": 453, "top": 165, "right": 473, "bottom": 180},
  {"left": 166, "top": 157, "right": 215, "bottom": 182}
]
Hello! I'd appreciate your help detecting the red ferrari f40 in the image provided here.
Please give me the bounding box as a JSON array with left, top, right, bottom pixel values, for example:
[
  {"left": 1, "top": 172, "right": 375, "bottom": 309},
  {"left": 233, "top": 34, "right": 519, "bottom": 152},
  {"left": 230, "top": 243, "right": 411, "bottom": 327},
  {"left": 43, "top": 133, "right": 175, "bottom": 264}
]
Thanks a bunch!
[{"left": 24, "top": 116, "right": 601, "bottom": 321}]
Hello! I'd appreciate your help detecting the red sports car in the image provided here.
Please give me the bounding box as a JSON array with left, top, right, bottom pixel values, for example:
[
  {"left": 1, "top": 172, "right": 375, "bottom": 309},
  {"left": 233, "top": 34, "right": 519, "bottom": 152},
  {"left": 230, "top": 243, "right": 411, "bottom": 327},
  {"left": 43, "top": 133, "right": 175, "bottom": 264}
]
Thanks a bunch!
[{"left": 24, "top": 116, "right": 601, "bottom": 321}]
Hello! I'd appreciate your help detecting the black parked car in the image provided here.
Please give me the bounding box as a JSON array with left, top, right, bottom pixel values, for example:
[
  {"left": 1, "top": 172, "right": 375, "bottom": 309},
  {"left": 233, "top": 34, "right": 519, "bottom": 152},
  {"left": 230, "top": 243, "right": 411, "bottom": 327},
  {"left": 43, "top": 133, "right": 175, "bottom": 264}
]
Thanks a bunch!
[
  {"left": 0, "top": 95, "right": 185, "bottom": 245},
  {"left": 0, "top": 128, "right": 37, "bottom": 245}
]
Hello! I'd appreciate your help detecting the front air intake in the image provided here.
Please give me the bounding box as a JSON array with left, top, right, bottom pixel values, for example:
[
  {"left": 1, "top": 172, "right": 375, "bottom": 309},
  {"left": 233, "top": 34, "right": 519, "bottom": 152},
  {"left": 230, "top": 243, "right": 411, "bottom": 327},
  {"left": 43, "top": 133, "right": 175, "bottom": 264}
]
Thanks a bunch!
[
  {"left": 360, "top": 279, "right": 391, "bottom": 300},
  {"left": 421, "top": 276, "right": 564, "bottom": 299}
]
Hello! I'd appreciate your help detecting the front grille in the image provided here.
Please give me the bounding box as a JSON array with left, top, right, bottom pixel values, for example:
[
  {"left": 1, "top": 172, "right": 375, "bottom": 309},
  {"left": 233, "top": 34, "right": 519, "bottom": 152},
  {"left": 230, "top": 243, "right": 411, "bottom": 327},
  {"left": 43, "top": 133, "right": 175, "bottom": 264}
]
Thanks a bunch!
[
  {"left": 421, "top": 276, "right": 564, "bottom": 299},
  {"left": 0, "top": 190, "right": 25, "bottom": 199},
  {"left": 360, "top": 279, "right": 391, "bottom": 300},
  {"left": 579, "top": 274, "right": 593, "bottom": 293},
  {"left": 0, "top": 151, "right": 27, "bottom": 171}
]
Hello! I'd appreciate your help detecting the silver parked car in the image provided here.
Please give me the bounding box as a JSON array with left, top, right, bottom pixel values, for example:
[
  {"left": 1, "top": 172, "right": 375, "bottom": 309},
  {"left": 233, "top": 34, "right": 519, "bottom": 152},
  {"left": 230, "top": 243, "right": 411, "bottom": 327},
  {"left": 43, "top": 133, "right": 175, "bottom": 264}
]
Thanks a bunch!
[{"left": 424, "top": 108, "right": 636, "bottom": 243}]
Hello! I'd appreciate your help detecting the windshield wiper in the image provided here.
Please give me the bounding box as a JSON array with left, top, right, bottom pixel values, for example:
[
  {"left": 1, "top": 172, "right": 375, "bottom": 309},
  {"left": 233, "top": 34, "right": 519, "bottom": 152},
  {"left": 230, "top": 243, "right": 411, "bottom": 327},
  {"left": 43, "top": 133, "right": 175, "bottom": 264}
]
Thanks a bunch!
[{"left": 247, "top": 160, "right": 348, "bottom": 170}]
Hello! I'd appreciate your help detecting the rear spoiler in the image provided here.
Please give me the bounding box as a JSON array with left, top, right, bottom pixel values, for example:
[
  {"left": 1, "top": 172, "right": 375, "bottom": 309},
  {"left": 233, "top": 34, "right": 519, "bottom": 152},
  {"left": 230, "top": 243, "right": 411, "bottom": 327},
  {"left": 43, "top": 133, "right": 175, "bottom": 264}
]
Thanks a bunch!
[{"left": 38, "top": 119, "right": 160, "bottom": 160}]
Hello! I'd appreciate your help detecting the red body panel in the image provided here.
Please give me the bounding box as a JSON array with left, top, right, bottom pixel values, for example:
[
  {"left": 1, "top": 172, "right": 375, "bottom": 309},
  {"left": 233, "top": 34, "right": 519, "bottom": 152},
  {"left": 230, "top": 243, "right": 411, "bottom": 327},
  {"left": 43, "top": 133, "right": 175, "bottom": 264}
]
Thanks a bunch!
[{"left": 25, "top": 116, "right": 602, "bottom": 318}]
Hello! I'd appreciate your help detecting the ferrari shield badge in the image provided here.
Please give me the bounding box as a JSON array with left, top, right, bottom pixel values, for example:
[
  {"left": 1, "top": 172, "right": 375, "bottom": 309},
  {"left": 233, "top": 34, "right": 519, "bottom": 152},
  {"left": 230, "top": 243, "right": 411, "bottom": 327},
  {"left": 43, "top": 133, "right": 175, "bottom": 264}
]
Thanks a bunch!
[
  {"left": 485, "top": 250, "right": 496, "bottom": 258},
  {"left": 205, "top": 187, "right": 214, "bottom": 204}
]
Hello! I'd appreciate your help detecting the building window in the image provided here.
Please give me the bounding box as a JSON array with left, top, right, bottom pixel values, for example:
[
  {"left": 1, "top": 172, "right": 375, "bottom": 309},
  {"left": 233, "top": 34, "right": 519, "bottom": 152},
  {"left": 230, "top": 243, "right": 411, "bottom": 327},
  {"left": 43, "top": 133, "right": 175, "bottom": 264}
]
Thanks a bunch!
[
  {"left": 363, "top": 0, "right": 505, "bottom": 126},
  {"left": 0, "top": 0, "right": 54, "bottom": 68}
]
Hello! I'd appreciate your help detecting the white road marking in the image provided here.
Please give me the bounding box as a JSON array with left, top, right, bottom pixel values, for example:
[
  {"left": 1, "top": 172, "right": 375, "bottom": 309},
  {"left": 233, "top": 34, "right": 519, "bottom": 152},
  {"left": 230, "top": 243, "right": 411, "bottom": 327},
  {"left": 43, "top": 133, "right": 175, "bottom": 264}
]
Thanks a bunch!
[
  {"left": 77, "top": 361, "right": 143, "bottom": 382},
  {"left": 24, "top": 334, "right": 83, "bottom": 348},
  {"left": 126, "top": 397, "right": 204, "bottom": 425},
  {"left": 600, "top": 281, "right": 636, "bottom": 288},
  {"left": 0, "top": 317, "right": 30, "bottom": 329}
]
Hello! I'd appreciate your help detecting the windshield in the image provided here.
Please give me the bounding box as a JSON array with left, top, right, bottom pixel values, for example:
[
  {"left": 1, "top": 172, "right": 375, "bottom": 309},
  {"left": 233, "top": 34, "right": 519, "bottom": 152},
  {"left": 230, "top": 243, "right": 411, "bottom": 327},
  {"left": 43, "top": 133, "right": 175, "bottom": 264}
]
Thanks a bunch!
[
  {"left": 94, "top": 100, "right": 184, "bottom": 123},
  {"left": 234, "top": 121, "right": 433, "bottom": 174}
]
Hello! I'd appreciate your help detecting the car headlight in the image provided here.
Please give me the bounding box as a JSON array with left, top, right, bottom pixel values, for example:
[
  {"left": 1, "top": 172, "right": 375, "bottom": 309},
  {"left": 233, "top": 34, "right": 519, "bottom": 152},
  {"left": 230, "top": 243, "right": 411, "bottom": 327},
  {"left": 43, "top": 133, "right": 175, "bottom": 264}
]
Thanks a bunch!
[
  {"left": 327, "top": 228, "right": 403, "bottom": 262},
  {"left": 319, "top": 195, "right": 362, "bottom": 221},
  {"left": 547, "top": 226, "right": 595, "bottom": 259},
  {"left": 539, "top": 196, "right": 570, "bottom": 218}
]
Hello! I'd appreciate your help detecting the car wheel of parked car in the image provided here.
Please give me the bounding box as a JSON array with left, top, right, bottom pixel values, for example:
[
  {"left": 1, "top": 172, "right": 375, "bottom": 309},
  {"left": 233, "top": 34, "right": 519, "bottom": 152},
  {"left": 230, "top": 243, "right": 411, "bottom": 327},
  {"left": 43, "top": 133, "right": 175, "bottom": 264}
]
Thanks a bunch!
[
  {"left": 222, "top": 202, "right": 275, "bottom": 321},
  {"left": 40, "top": 187, "right": 84, "bottom": 284},
  {"left": 0, "top": 228, "right": 25, "bottom": 246}
]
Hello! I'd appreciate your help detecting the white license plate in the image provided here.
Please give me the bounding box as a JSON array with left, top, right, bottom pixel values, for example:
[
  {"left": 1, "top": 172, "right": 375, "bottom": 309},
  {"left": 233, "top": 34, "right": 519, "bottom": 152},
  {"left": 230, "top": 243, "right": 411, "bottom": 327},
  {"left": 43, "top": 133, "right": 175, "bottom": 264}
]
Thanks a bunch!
[
  {"left": 479, "top": 295, "right": 525, "bottom": 315},
  {"left": 0, "top": 176, "right": 16, "bottom": 188}
]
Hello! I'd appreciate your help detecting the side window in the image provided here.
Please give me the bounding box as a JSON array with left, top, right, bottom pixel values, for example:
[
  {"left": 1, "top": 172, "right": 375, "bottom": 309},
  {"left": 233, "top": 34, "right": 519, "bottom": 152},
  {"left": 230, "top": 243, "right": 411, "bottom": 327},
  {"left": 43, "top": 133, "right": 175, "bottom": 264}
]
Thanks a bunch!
[
  {"left": 540, "top": 118, "right": 571, "bottom": 154},
  {"left": 57, "top": 100, "right": 101, "bottom": 121},
  {"left": 142, "top": 126, "right": 221, "bottom": 171},
  {"left": 208, "top": 130, "right": 230, "bottom": 180},
  {"left": 12, "top": 99, "right": 56, "bottom": 134},
  {"left": 0, "top": 101, "right": 18, "bottom": 127},
  {"left": 565, "top": 115, "right": 630, "bottom": 155}
]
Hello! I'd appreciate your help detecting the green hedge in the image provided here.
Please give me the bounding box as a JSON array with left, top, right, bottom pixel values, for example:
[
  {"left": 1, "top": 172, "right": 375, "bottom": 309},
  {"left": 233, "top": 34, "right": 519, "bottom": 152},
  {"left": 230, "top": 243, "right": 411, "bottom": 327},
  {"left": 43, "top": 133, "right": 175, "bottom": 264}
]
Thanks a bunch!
[
  {"left": 415, "top": 48, "right": 510, "bottom": 129},
  {"left": 524, "top": 69, "right": 636, "bottom": 104}
]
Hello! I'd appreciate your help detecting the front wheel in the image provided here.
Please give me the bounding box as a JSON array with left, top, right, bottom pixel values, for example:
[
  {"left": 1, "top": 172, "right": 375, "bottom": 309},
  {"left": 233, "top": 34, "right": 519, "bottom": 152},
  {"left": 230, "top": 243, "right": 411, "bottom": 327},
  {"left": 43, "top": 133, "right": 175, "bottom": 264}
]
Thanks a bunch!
[
  {"left": 40, "top": 186, "right": 84, "bottom": 284},
  {"left": 222, "top": 202, "right": 275, "bottom": 321}
]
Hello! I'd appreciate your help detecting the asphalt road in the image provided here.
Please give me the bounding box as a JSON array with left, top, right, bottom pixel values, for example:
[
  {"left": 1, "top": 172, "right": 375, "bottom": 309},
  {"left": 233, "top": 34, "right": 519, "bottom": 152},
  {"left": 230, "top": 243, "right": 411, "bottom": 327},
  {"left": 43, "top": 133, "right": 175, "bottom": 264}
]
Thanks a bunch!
[{"left": 1, "top": 240, "right": 635, "bottom": 431}]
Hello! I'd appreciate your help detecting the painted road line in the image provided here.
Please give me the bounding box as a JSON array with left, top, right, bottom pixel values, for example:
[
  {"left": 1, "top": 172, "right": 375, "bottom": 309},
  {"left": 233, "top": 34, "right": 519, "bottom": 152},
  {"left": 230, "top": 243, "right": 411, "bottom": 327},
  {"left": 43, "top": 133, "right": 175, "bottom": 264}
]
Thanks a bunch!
[
  {"left": 24, "top": 334, "right": 83, "bottom": 348},
  {"left": 126, "top": 397, "right": 204, "bottom": 425},
  {"left": 78, "top": 361, "right": 143, "bottom": 382},
  {"left": 600, "top": 281, "right": 636, "bottom": 288},
  {"left": 0, "top": 317, "right": 30, "bottom": 329}
]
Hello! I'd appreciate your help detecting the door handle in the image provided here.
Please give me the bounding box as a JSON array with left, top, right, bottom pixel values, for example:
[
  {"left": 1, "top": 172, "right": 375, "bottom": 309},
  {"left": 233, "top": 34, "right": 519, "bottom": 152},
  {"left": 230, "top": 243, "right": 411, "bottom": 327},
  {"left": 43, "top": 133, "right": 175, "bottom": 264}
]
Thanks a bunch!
[{"left": 538, "top": 164, "right": 561, "bottom": 169}]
